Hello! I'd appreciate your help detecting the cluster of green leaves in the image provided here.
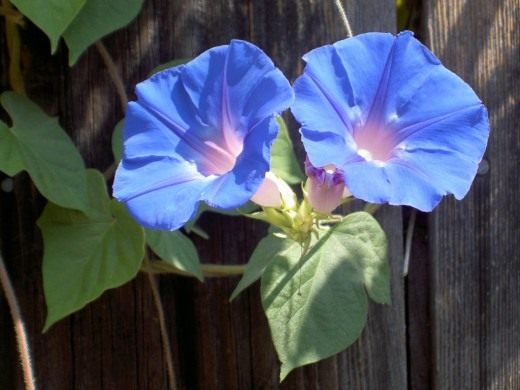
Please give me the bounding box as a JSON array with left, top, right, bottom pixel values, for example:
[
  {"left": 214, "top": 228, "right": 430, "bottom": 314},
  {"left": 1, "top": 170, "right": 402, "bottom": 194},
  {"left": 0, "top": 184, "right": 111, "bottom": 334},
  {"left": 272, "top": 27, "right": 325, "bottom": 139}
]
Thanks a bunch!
[
  {"left": 0, "top": 87, "right": 305, "bottom": 332},
  {"left": 0, "top": 92, "right": 201, "bottom": 330},
  {"left": 11, "top": 0, "right": 144, "bottom": 64},
  {"left": 0, "top": 3, "right": 392, "bottom": 374},
  {"left": 0, "top": 86, "right": 390, "bottom": 377},
  {"left": 232, "top": 212, "right": 390, "bottom": 379}
]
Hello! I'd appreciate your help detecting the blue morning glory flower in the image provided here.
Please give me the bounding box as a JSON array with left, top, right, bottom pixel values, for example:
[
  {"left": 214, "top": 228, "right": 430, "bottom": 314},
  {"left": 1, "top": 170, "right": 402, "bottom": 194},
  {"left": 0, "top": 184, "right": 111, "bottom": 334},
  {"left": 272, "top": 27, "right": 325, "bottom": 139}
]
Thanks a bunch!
[
  {"left": 292, "top": 31, "right": 489, "bottom": 211},
  {"left": 113, "top": 40, "right": 293, "bottom": 230}
]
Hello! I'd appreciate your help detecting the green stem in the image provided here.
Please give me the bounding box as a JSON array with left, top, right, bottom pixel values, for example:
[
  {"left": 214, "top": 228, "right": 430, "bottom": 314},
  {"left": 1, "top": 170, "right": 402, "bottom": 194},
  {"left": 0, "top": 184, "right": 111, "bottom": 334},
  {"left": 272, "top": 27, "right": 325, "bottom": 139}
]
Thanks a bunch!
[
  {"left": 2, "top": 0, "right": 25, "bottom": 94},
  {"left": 0, "top": 5, "right": 24, "bottom": 25},
  {"left": 364, "top": 203, "right": 382, "bottom": 215},
  {"left": 146, "top": 260, "right": 246, "bottom": 277}
]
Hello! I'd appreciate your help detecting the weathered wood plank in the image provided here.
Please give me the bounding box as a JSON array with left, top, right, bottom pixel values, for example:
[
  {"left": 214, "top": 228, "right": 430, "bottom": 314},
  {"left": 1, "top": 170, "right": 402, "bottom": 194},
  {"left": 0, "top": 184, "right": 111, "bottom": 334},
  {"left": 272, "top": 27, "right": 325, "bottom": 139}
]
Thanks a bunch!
[
  {"left": 1, "top": 1, "right": 406, "bottom": 388},
  {"left": 424, "top": 0, "right": 520, "bottom": 389}
]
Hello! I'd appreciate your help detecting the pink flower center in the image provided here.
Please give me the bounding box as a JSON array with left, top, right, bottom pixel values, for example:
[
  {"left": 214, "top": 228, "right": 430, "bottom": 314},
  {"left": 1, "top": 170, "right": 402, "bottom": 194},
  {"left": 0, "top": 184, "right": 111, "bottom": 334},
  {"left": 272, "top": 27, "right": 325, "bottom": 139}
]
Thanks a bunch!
[
  {"left": 199, "top": 138, "right": 243, "bottom": 176},
  {"left": 353, "top": 125, "right": 395, "bottom": 163}
]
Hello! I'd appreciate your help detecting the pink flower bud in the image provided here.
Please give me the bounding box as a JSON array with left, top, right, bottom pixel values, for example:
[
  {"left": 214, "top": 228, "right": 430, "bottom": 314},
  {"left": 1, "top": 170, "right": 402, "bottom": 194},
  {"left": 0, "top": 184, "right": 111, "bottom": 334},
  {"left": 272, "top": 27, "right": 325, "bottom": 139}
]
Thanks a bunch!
[
  {"left": 251, "top": 172, "right": 296, "bottom": 209},
  {"left": 305, "top": 160, "right": 346, "bottom": 214}
]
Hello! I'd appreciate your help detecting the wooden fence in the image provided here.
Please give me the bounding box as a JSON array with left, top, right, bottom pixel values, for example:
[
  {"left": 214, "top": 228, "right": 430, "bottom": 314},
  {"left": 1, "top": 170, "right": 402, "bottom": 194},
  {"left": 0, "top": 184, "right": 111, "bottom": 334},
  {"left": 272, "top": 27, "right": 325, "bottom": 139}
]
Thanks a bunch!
[{"left": 0, "top": 0, "right": 518, "bottom": 388}]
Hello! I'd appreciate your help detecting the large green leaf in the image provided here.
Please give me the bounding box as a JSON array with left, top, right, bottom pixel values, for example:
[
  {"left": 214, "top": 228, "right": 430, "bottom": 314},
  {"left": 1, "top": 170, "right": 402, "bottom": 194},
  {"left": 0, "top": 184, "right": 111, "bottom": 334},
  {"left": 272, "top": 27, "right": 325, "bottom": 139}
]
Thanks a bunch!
[
  {"left": 261, "top": 212, "right": 389, "bottom": 380},
  {"left": 230, "top": 233, "right": 292, "bottom": 301},
  {"left": 0, "top": 92, "right": 88, "bottom": 211},
  {"left": 271, "top": 116, "right": 304, "bottom": 184},
  {"left": 11, "top": 0, "right": 86, "bottom": 52},
  {"left": 38, "top": 169, "right": 145, "bottom": 331},
  {"left": 146, "top": 229, "right": 203, "bottom": 281},
  {"left": 63, "top": 0, "right": 144, "bottom": 65}
]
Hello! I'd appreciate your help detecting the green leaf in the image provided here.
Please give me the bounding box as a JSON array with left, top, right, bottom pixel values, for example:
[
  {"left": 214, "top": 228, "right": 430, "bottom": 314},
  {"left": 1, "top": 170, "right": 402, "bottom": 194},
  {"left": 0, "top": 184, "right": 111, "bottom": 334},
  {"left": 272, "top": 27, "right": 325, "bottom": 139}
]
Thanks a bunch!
[
  {"left": 111, "top": 119, "right": 124, "bottom": 162},
  {"left": 38, "top": 169, "right": 145, "bottom": 331},
  {"left": 0, "top": 92, "right": 88, "bottom": 211},
  {"left": 0, "top": 120, "right": 24, "bottom": 176},
  {"left": 271, "top": 116, "right": 304, "bottom": 184},
  {"left": 146, "top": 229, "right": 203, "bottom": 281},
  {"left": 11, "top": 0, "right": 86, "bottom": 52},
  {"left": 260, "top": 212, "right": 389, "bottom": 380},
  {"left": 148, "top": 58, "right": 192, "bottom": 77},
  {"left": 63, "top": 0, "right": 144, "bottom": 65},
  {"left": 230, "top": 233, "right": 292, "bottom": 301}
]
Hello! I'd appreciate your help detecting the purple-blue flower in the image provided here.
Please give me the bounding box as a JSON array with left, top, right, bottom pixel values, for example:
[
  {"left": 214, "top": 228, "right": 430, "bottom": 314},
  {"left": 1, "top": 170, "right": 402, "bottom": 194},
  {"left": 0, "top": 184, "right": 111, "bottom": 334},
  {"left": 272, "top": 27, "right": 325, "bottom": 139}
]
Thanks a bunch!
[
  {"left": 292, "top": 31, "right": 490, "bottom": 211},
  {"left": 113, "top": 40, "right": 293, "bottom": 230}
]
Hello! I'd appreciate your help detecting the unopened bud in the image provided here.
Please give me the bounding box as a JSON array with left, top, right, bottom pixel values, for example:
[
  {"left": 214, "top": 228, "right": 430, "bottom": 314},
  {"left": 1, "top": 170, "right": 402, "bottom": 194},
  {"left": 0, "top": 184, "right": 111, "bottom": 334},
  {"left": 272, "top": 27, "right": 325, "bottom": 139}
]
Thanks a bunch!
[
  {"left": 251, "top": 172, "right": 296, "bottom": 209},
  {"left": 305, "top": 160, "right": 346, "bottom": 214}
]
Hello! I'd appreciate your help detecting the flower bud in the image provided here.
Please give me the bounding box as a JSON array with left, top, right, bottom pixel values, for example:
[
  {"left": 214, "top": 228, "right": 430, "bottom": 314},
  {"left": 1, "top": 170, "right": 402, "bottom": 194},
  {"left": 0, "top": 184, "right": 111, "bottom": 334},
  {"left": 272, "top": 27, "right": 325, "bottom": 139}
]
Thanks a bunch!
[
  {"left": 251, "top": 172, "right": 297, "bottom": 209},
  {"left": 305, "top": 160, "right": 346, "bottom": 214}
]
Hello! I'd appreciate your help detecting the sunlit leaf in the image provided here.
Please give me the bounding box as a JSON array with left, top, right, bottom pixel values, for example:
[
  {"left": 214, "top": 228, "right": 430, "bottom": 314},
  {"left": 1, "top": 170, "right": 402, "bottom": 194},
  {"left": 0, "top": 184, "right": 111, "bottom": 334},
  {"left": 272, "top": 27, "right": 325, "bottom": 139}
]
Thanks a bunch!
[{"left": 261, "top": 212, "right": 389, "bottom": 380}]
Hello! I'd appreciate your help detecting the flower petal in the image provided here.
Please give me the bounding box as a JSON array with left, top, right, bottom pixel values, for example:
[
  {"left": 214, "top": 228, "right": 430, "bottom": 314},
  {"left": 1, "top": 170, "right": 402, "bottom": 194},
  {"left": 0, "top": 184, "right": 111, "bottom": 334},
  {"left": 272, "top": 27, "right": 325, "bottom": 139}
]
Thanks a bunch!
[
  {"left": 292, "top": 32, "right": 395, "bottom": 135},
  {"left": 132, "top": 67, "right": 236, "bottom": 176},
  {"left": 181, "top": 39, "right": 293, "bottom": 156},
  {"left": 114, "top": 157, "right": 209, "bottom": 230}
]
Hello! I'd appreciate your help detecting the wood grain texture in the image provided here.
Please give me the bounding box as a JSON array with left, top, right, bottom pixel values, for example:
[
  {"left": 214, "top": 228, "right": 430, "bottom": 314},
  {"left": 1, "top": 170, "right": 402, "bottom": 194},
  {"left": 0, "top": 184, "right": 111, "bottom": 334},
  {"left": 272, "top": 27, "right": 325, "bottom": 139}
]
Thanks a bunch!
[
  {"left": 424, "top": 0, "right": 520, "bottom": 389},
  {"left": 0, "top": 0, "right": 405, "bottom": 389}
]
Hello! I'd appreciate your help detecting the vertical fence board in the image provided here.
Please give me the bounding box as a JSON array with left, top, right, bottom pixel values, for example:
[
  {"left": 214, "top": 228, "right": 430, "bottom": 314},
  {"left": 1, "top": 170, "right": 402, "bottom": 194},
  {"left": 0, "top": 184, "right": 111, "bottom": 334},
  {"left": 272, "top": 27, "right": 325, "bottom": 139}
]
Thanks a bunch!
[
  {"left": 424, "top": 1, "right": 520, "bottom": 389},
  {"left": 0, "top": 1, "right": 406, "bottom": 388}
]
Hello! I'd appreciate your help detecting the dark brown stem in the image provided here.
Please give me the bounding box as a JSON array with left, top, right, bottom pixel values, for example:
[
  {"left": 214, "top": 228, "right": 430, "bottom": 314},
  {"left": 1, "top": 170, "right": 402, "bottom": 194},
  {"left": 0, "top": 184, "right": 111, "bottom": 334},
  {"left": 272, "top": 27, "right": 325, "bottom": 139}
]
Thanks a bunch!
[
  {"left": 0, "top": 251, "right": 36, "bottom": 390},
  {"left": 95, "top": 41, "right": 128, "bottom": 110},
  {"left": 143, "top": 258, "right": 177, "bottom": 390}
]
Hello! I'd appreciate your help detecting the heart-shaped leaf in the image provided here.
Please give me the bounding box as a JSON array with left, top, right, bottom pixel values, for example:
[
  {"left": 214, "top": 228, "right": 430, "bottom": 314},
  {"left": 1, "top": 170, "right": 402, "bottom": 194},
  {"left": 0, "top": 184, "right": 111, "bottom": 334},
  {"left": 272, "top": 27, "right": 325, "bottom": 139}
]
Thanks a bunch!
[
  {"left": 38, "top": 169, "right": 145, "bottom": 331},
  {"left": 261, "top": 212, "right": 389, "bottom": 380}
]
